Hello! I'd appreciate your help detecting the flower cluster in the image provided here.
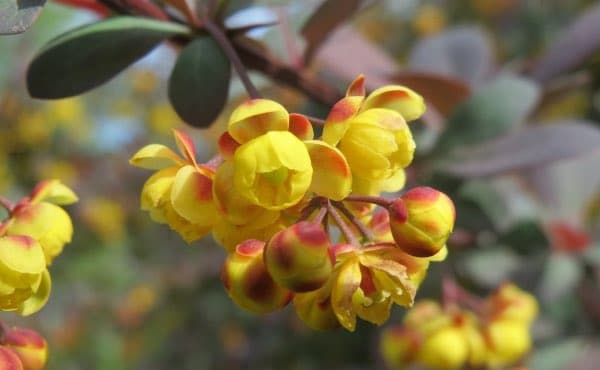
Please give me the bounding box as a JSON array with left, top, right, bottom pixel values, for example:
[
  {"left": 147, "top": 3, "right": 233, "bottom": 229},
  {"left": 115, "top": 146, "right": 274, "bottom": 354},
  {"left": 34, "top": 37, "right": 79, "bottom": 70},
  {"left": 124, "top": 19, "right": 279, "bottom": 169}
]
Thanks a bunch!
[
  {"left": 380, "top": 283, "right": 538, "bottom": 369},
  {"left": 131, "top": 76, "right": 455, "bottom": 331},
  {"left": 0, "top": 324, "right": 48, "bottom": 370},
  {"left": 0, "top": 180, "right": 77, "bottom": 315}
]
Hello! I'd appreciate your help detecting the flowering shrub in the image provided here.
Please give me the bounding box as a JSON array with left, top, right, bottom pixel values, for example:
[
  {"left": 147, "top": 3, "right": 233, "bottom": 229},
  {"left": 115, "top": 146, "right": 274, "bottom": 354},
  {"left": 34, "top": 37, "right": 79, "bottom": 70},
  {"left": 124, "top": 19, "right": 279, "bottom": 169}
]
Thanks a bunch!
[{"left": 131, "top": 76, "right": 456, "bottom": 331}]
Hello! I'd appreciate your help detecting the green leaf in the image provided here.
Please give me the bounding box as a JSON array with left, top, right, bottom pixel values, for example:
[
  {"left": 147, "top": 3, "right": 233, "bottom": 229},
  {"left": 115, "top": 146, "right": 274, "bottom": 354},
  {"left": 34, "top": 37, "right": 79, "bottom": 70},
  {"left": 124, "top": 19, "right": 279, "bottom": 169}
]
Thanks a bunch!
[
  {"left": 440, "top": 122, "right": 600, "bottom": 177},
  {"left": 538, "top": 253, "right": 583, "bottom": 302},
  {"left": 528, "top": 338, "right": 586, "bottom": 370},
  {"left": 0, "top": 0, "right": 46, "bottom": 35},
  {"left": 168, "top": 36, "right": 231, "bottom": 128},
  {"left": 434, "top": 75, "right": 540, "bottom": 154},
  {"left": 27, "top": 16, "right": 190, "bottom": 99},
  {"left": 461, "top": 247, "right": 520, "bottom": 288}
]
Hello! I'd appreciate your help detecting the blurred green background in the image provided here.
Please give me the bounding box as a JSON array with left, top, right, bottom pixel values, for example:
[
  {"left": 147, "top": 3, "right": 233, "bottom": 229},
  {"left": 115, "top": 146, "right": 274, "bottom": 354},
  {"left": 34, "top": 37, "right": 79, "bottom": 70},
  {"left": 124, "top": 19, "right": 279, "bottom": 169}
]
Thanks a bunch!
[{"left": 1, "top": 0, "right": 600, "bottom": 369}]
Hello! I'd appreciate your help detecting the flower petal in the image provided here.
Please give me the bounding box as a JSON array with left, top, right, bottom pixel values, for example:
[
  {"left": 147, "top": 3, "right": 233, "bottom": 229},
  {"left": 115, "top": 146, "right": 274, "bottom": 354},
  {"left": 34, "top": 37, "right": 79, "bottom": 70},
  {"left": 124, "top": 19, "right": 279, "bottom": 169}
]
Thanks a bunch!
[
  {"left": 361, "top": 85, "right": 425, "bottom": 121},
  {"left": 228, "top": 99, "right": 289, "bottom": 143},
  {"left": 0, "top": 236, "right": 46, "bottom": 274},
  {"left": 29, "top": 180, "right": 78, "bottom": 205},
  {"left": 331, "top": 256, "right": 362, "bottom": 331},
  {"left": 322, "top": 96, "right": 363, "bottom": 146},
  {"left": 289, "top": 113, "right": 314, "bottom": 140},
  {"left": 346, "top": 74, "right": 366, "bottom": 97},
  {"left": 16, "top": 269, "right": 51, "bottom": 316},
  {"left": 129, "top": 144, "right": 183, "bottom": 170},
  {"left": 305, "top": 140, "right": 352, "bottom": 200},
  {"left": 170, "top": 165, "right": 216, "bottom": 225},
  {"left": 173, "top": 129, "right": 197, "bottom": 165}
]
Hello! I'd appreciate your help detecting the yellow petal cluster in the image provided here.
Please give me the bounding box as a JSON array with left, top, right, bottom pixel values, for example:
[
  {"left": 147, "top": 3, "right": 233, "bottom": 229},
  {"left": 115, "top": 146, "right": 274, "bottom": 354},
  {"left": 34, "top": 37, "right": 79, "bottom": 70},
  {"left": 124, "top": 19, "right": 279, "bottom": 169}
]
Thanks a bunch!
[{"left": 131, "top": 76, "right": 456, "bottom": 332}]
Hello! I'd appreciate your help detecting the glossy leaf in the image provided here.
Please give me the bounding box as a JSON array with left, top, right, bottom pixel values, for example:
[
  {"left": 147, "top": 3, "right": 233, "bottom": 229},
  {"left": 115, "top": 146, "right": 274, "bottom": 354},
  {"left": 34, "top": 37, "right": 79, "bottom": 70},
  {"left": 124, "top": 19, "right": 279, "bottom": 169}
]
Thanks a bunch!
[
  {"left": 27, "top": 16, "right": 190, "bottom": 98},
  {"left": 441, "top": 122, "right": 600, "bottom": 177},
  {"left": 0, "top": 0, "right": 46, "bottom": 35},
  {"left": 532, "top": 2, "right": 600, "bottom": 82},
  {"left": 168, "top": 36, "right": 231, "bottom": 127},
  {"left": 301, "top": 0, "right": 363, "bottom": 62},
  {"left": 434, "top": 75, "right": 540, "bottom": 154}
]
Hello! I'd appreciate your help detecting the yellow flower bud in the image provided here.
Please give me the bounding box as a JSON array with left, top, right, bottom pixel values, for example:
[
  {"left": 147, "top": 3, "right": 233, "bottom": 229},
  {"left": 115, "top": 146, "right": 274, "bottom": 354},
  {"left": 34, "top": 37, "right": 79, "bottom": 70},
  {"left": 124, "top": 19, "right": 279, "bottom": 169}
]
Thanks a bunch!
[
  {"left": 233, "top": 131, "right": 312, "bottom": 210},
  {"left": 264, "top": 222, "right": 332, "bottom": 292},
  {"left": 380, "top": 326, "right": 420, "bottom": 369},
  {"left": 488, "top": 283, "right": 538, "bottom": 324},
  {"left": 485, "top": 319, "right": 532, "bottom": 367},
  {"left": 4, "top": 327, "right": 48, "bottom": 370},
  {"left": 221, "top": 240, "right": 292, "bottom": 314},
  {"left": 293, "top": 282, "right": 340, "bottom": 331},
  {"left": 416, "top": 325, "right": 469, "bottom": 370},
  {"left": 388, "top": 187, "right": 455, "bottom": 257},
  {"left": 0, "top": 346, "right": 24, "bottom": 370}
]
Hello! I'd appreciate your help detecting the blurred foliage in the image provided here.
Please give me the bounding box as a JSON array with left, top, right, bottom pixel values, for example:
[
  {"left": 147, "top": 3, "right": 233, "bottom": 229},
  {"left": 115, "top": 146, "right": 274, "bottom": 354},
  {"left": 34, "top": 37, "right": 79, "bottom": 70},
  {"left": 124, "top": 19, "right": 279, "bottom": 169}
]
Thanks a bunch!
[{"left": 1, "top": 0, "right": 600, "bottom": 369}]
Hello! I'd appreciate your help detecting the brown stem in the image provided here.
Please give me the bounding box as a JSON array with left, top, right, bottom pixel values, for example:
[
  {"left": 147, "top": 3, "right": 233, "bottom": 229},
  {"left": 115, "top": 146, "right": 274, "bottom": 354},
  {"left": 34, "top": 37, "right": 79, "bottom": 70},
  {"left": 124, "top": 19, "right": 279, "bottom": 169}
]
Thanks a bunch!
[
  {"left": 0, "top": 196, "right": 13, "bottom": 212},
  {"left": 332, "top": 201, "right": 374, "bottom": 241},
  {"left": 99, "top": 0, "right": 169, "bottom": 19},
  {"left": 312, "top": 205, "right": 328, "bottom": 225},
  {"left": 344, "top": 195, "right": 391, "bottom": 208},
  {"left": 327, "top": 200, "right": 359, "bottom": 246},
  {"left": 233, "top": 36, "right": 342, "bottom": 106},
  {"left": 203, "top": 19, "right": 261, "bottom": 99},
  {"left": 304, "top": 115, "right": 325, "bottom": 126}
]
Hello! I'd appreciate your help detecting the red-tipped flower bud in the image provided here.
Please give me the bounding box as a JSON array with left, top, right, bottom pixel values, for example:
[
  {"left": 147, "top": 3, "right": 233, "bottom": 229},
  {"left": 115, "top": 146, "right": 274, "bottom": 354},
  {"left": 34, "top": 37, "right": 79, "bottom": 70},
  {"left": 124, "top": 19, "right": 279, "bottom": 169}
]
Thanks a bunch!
[
  {"left": 388, "top": 187, "right": 455, "bottom": 257},
  {"left": 0, "top": 346, "right": 24, "bottom": 370},
  {"left": 264, "top": 222, "right": 332, "bottom": 292},
  {"left": 4, "top": 327, "right": 47, "bottom": 370},
  {"left": 221, "top": 240, "right": 292, "bottom": 314}
]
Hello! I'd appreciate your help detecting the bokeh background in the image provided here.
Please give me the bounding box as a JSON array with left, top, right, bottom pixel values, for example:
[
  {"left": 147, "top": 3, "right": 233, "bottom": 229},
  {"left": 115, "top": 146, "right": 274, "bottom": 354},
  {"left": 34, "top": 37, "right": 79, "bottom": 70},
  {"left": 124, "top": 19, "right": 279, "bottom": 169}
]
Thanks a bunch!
[{"left": 1, "top": 0, "right": 600, "bottom": 369}]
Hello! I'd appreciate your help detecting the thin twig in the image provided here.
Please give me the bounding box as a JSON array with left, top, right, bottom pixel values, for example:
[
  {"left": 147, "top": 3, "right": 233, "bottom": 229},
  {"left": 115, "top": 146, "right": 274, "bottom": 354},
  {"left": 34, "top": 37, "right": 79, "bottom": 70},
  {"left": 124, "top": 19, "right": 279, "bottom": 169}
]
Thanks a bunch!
[
  {"left": 332, "top": 201, "right": 374, "bottom": 241},
  {"left": 312, "top": 205, "right": 328, "bottom": 224},
  {"left": 203, "top": 19, "right": 261, "bottom": 99},
  {"left": 327, "top": 200, "right": 359, "bottom": 246},
  {"left": 344, "top": 195, "right": 391, "bottom": 208}
]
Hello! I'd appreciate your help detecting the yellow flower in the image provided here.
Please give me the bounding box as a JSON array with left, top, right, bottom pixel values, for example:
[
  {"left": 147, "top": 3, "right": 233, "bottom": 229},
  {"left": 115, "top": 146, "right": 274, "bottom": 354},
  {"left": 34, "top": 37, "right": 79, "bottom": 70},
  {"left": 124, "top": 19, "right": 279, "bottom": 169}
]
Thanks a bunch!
[
  {"left": 130, "top": 130, "right": 218, "bottom": 243},
  {"left": 484, "top": 319, "right": 532, "bottom": 367},
  {"left": 337, "top": 109, "right": 415, "bottom": 181},
  {"left": 0, "top": 235, "right": 49, "bottom": 315},
  {"left": 227, "top": 99, "right": 289, "bottom": 144},
  {"left": 5, "top": 180, "right": 77, "bottom": 265},
  {"left": 233, "top": 131, "right": 312, "bottom": 210},
  {"left": 330, "top": 245, "right": 416, "bottom": 331}
]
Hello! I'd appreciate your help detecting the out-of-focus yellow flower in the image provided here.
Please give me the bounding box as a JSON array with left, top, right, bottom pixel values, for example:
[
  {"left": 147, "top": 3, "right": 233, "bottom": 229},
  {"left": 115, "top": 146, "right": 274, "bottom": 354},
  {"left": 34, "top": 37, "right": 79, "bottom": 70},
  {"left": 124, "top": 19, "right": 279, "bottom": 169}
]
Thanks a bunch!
[
  {"left": 147, "top": 103, "right": 181, "bottom": 136},
  {"left": 412, "top": 4, "right": 447, "bottom": 36},
  {"left": 80, "top": 197, "right": 126, "bottom": 243},
  {"left": 330, "top": 245, "right": 416, "bottom": 331},
  {"left": 46, "top": 98, "right": 85, "bottom": 126},
  {"left": 233, "top": 131, "right": 313, "bottom": 210},
  {"left": 5, "top": 180, "right": 78, "bottom": 265},
  {"left": 131, "top": 70, "right": 159, "bottom": 94},
  {"left": 36, "top": 160, "right": 78, "bottom": 188},
  {"left": 16, "top": 111, "right": 51, "bottom": 148},
  {"left": 484, "top": 319, "right": 532, "bottom": 367}
]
